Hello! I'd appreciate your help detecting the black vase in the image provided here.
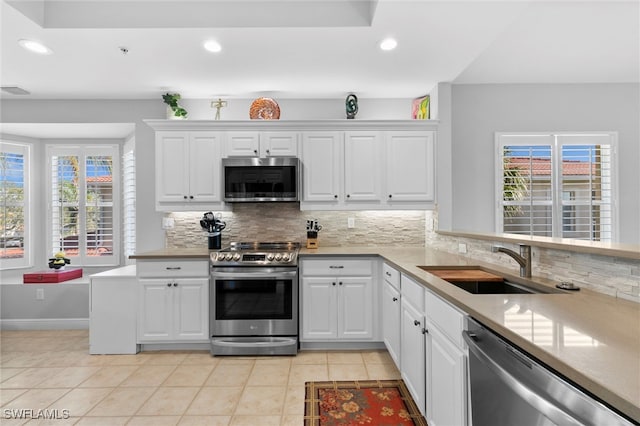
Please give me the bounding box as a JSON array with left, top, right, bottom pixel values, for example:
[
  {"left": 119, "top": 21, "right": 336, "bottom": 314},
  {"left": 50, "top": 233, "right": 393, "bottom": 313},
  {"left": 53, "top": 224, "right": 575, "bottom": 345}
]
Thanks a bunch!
[{"left": 345, "top": 93, "right": 358, "bottom": 119}]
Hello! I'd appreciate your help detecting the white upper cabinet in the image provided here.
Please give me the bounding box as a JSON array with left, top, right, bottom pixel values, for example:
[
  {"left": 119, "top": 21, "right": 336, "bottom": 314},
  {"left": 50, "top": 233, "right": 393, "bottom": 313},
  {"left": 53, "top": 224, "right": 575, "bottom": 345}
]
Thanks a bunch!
[
  {"left": 225, "top": 131, "right": 298, "bottom": 157},
  {"left": 386, "top": 131, "right": 435, "bottom": 202},
  {"left": 301, "top": 131, "right": 343, "bottom": 203},
  {"left": 301, "top": 129, "right": 436, "bottom": 210},
  {"left": 344, "top": 131, "right": 383, "bottom": 202},
  {"left": 155, "top": 131, "right": 223, "bottom": 210}
]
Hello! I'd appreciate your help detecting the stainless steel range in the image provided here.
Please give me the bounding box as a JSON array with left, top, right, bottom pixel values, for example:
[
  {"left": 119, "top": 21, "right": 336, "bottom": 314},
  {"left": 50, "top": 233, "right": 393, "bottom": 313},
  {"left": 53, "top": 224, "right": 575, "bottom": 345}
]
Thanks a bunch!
[{"left": 209, "top": 242, "right": 300, "bottom": 356}]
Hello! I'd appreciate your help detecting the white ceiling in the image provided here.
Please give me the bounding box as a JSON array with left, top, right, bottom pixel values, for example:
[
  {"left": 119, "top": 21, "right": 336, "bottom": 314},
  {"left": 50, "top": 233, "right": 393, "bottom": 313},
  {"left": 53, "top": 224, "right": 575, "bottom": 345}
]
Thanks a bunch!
[{"left": 1, "top": 0, "right": 638, "bottom": 102}]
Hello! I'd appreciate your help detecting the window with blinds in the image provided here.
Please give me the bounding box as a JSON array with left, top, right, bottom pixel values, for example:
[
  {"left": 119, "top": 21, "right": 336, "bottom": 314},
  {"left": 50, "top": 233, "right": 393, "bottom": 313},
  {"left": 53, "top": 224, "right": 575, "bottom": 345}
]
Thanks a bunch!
[
  {"left": 48, "top": 145, "right": 120, "bottom": 266},
  {"left": 496, "top": 133, "right": 617, "bottom": 242},
  {"left": 123, "top": 140, "right": 136, "bottom": 260},
  {"left": 0, "top": 142, "right": 30, "bottom": 268}
]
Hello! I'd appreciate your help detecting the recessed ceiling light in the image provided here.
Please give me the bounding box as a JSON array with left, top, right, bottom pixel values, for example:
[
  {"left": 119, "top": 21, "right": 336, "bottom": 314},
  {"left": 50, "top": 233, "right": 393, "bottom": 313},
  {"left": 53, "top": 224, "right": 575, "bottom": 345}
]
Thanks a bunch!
[
  {"left": 203, "top": 40, "right": 222, "bottom": 53},
  {"left": 18, "top": 39, "right": 53, "bottom": 55},
  {"left": 379, "top": 37, "right": 398, "bottom": 51}
]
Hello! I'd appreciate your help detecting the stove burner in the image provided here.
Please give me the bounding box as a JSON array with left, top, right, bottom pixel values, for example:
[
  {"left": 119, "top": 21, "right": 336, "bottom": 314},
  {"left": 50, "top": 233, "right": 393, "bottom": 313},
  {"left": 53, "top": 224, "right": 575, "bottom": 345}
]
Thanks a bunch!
[{"left": 210, "top": 241, "right": 300, "bottom": 266}]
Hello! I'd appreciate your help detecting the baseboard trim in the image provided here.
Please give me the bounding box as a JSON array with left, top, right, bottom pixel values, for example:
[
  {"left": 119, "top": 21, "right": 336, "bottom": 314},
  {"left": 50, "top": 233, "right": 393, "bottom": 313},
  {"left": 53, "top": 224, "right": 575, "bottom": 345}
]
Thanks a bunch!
[
  {"left": 300, "top": 341, "right": 386, "bottom": 351},
  {"left": 140, "top": 343, "right": 210, "bottom": 351},
  {"left": 0, "top": 318, "right": 89, "bottom": 330}
]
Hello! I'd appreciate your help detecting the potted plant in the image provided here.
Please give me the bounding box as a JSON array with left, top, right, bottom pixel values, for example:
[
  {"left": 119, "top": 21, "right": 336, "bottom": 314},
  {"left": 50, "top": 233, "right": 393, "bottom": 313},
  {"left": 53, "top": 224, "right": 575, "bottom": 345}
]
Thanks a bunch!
[{"left": 162, "top": 93, "right": 188, "bottom": 119}]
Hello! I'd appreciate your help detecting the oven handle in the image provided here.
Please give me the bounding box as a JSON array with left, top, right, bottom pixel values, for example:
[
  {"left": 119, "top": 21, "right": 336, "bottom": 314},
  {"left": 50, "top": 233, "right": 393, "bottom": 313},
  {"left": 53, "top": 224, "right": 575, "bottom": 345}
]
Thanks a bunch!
[{"left": 210, "top": 269, "right": 298, "bottom": 279}]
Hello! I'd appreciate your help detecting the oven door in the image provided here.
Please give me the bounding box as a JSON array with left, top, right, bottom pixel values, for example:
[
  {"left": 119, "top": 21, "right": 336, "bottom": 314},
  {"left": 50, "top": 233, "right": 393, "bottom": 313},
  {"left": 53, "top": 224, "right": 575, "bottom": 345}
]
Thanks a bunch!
[{"left": 210, "top": 267, "right": 298, "bottom": 337}]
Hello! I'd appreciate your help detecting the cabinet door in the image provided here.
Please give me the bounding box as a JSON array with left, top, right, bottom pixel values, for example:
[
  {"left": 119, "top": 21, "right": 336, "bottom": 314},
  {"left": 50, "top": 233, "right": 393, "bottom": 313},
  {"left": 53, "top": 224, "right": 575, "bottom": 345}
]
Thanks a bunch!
[
  {"left": 426, "top": 326, "right": 467, "bottom": 426},
  {"left": 301, "top": 132, "right": 343, "bottom": 202},
  {"left": 156, "top": 131, "right": 190, "bottom": 203},
  {"left": 338, "top": 277, "right": 373, "bottom": 339},
  {"left": 173, "top": 278, "right": 209, "bottom": 341},
  {"left": 262, "top": 132, "right": 298, "bottom": 157},
  {"left": 138, "top": 279, "right": 173, "bottom": 341},
  {"left": 344, "top": 131, "right": 383, "bottom": 202},
  {"left": 301, "top": 277, "right": 338, "bottom": 340},
  {"left": 225, "top": 131, "right": 260, "bottom": 156},
  {"left": 401, "top": 300, "right": 426, "bottom": 414},
  {"left": 386, "top": 131, "right": 435, "bottom": 202},
  {"left": 382, "top": 281, "right": 401, "bottom": 368},
  {"left": 189, "top": 132, "right": 222, "bottom": 202}
]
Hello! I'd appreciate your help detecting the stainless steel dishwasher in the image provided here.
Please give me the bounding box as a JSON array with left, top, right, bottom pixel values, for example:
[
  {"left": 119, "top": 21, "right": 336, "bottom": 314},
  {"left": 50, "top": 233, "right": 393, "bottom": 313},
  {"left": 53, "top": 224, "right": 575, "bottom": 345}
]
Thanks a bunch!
[{"left": 463, "top": 318, "right": 636, "bottom": 426}]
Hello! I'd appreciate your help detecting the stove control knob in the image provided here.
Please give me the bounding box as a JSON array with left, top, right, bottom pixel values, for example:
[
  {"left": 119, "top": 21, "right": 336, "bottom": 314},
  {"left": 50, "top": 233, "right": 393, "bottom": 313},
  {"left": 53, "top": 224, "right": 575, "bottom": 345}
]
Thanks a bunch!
[
  {"left": 266, "top": 253, "right": 275, "bottom": 261},
  {"left": 232, "top": 253, "right": 241, "bottom": 261},
  {"left": 224, "top": 253, "right": 233, "bottom": 261},
  {"left": 282, "top": 253, "right": 291, "bottom": 262},
  {"left": 274, "top": 253, "right": 282, "bottom": 261},
  {"left": 210, "top": 253, "right": 218, "bottom": 261}
]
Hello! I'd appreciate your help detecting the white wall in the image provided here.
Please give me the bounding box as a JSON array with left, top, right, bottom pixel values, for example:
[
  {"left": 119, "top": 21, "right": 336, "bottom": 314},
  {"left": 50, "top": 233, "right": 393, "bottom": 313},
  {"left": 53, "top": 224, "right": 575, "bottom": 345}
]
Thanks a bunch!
[{"left": 450, "top": 83, "right": 640, "bottom": 245}]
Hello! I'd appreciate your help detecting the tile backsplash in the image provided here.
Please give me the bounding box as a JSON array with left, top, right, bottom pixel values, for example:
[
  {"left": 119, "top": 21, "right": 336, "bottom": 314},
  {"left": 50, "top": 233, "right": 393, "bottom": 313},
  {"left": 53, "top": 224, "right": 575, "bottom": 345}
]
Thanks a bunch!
[
  {"left": 165, "top": 204, "right": 426, "bottom": 248},
  {"left": 165, "top": 206, "right": 638, "bottom": 302}
]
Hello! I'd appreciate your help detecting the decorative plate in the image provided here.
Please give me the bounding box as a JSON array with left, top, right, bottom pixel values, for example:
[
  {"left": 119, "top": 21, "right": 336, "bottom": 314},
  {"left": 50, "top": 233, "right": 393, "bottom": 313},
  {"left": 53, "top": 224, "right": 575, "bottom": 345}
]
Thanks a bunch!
[{"left": 249, "top": 97, "right": 280, "bottom": 120}]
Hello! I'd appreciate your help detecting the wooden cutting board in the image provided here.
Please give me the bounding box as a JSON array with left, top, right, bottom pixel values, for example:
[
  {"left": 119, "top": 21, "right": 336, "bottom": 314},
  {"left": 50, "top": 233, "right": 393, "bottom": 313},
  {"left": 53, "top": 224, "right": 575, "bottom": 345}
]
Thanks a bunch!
[{"left": 429, "top": 269, "right": 503, "bottom": 282}]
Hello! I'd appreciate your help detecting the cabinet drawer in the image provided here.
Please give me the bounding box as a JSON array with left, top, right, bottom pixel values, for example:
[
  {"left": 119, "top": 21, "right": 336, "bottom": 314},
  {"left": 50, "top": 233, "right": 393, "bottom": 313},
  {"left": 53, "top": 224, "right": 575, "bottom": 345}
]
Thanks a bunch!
[
  {"left": 302, "top": 258, "right": 373, "bottom": 276},
  {"left": 425, "top": 290, "right": 465, "bottom": 348},
  {"left": 401, "top": 274, "right": 424, "bottom": 312},
  {"left": 137, "top": 260, "right": 209, "bottom": 278},
  {"left": 383, "top": 263, "right": 400, "bottom": 290}
]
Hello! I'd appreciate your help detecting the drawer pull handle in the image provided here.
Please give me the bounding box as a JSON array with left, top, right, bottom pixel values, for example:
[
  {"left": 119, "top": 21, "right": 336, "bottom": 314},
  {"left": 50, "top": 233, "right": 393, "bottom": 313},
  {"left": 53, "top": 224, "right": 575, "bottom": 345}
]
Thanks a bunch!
[
  {"left": 329, "top": 265, "right": 344, "bottom": 269},
  {"left": 385, "top": 271, "right": 392, "bottom": 277},
  {"left": 414, "top": 320, "right": 421, "bottom": 327},
  {"left": 166, "top": 267, "right": 182, "bottom": 270},
  {"left": 392, "top": 297, "right": 398, "bottom": 302}
]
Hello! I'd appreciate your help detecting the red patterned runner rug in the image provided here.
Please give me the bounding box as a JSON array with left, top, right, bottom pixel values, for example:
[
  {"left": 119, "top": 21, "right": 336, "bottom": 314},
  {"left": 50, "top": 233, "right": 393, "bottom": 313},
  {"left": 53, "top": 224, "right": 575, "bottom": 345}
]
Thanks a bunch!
[{"left": 304, "top": 380, "right": 428, "bottom": 425}]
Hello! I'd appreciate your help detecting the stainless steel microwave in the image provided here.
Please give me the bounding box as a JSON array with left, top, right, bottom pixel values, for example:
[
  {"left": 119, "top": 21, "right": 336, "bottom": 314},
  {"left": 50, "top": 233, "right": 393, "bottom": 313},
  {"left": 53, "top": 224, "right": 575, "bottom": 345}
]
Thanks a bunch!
[{"left": 222, "top": 157, "right": 300, "bottom": 202}]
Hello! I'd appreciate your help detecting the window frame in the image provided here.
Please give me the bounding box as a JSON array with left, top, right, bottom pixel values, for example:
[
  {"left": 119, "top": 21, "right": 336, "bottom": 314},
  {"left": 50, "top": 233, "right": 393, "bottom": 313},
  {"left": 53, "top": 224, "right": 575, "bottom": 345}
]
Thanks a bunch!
[
  {"left": 46, "top": 144, "right": 121, "bottom": 267},
  {"left": 0, "top": 140, "right": 32, "bottom": 270},
  {"left": 495, "top": 132, "right": 618, "bottom": 242}
]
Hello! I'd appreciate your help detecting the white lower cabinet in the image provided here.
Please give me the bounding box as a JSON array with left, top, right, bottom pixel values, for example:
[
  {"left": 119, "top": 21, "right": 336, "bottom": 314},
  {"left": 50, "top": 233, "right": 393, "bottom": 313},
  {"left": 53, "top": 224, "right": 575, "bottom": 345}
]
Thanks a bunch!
[
  {"left": 138, "top": 278, "right": 209, "bottom": 342},
  {"left": 425, "top": 289, "right": 468, "bottom": 426},
  {"left": 382, "top": 262, "right": 401, "bottom": 368},
  {"left": 136, "top": 259, "right": 209, "bottom": 343},
  {"left": 382, "top": 280, "right": 401, "bottom": 367},
  {"left": 400, "top": 274, "right": 426, "bottom": 415},
  {"left": 300, "top": 258, "right": 375, "bottom": 341},
  {"left": 426, "top": 326, "right": 467, "bottom": 426}
]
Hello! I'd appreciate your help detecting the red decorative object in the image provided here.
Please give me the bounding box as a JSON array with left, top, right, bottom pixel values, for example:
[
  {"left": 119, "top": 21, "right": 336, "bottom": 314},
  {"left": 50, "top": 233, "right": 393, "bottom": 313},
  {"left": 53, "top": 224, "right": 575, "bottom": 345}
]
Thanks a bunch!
[
  {"left": 23, "top": 268, "right": 83, "bottom": 284},
  {"left": 249, "top": 97, "right": 280, "bottom": 120},
  {"left": 304, "top": 380, "right": 427, "bottom": 426}
]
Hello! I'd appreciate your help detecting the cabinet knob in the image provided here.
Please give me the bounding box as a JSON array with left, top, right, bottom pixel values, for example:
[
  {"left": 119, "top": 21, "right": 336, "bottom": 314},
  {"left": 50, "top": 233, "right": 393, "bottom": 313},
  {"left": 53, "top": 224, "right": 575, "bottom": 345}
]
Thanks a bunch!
[
  {"left": 183, "top": 195, "right": 188, "bottom": 199},
  {"left": 173, "top": 283, "right": 178, "bottom": 287},
  {"left": 346, "top": 194, "right": 350, "bottom": 198},
  {"left": 189, "top": 195, "right": 194, "bottom": 199},
  {"left": 254, "top": 149, "right": 258, "bottom": 154},
  {"left": 422, "top": 328, "right": 428, "bottom": 335},
  {"left": 392, "top": 297, "right": 398, "bottom": 302},
  {"left": 388, "top": 194, "right": 393, "bottom": 199},
  {"left": 339, "top": 281, "right": 343, "bottom": 286},
  {"left": 167, "top": 283, "right": 172, "bottom": 287},
  {"left": 332, "top": 282, "right": 336, "bottom": 286},
  {"left": 266, "top": 149, "right": 270, "bottom": 155},
  {"left": 414, "top": 320, "right": 421, "bottom": 327},
  {"left": 334, "top": 194, "right": 338, "bottom": 199}
]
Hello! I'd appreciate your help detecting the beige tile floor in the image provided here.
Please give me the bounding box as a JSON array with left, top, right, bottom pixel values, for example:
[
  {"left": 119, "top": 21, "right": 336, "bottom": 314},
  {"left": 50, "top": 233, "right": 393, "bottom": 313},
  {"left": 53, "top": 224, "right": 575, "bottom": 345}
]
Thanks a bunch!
[{"left": 0, "top": 330, "right": 401, "bottom": 425}]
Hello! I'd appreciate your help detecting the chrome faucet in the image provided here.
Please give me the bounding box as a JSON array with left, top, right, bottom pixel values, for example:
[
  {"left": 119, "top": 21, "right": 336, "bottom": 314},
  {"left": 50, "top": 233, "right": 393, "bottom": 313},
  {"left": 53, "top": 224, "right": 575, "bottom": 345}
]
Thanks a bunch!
[{"left": 491, "top": 244, "right": 532, "bottom": 278}]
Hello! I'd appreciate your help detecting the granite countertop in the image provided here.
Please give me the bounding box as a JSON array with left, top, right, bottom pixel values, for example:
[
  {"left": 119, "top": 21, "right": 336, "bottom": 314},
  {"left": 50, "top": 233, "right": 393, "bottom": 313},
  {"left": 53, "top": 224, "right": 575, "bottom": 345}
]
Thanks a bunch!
[{"left": 131, "top": 245, "right": 640, "bottom": 422}]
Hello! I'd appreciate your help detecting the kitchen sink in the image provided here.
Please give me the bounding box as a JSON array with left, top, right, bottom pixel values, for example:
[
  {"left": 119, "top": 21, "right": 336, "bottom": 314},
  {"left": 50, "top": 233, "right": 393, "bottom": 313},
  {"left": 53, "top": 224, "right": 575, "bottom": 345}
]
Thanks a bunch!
[{"left": 418, "top": 265, "right": 562, "bottom": 295}]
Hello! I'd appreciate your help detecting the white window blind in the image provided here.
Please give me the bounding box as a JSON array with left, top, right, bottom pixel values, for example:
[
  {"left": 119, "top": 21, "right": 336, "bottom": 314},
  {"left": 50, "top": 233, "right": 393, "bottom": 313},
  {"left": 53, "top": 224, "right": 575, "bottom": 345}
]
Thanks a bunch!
[
  {"left": 48, "top": 145, "right": 120, "bottom": 266},
  {"left": 496, "top": 133, "right": 617, "bottom": 242},
  {"left": 123, "top": 140, "right": 136, "bottom": 260},
  {"left": 0, "top": 141, "right": 30, "bottom": 269}
]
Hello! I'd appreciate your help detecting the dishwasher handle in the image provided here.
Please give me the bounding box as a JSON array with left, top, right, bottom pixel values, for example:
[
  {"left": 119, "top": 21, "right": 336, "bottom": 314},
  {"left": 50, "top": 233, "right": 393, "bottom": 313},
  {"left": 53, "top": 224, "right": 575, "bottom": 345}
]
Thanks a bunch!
[{"left": 463, "top": 330, "right": 584, "bottom": 426}]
